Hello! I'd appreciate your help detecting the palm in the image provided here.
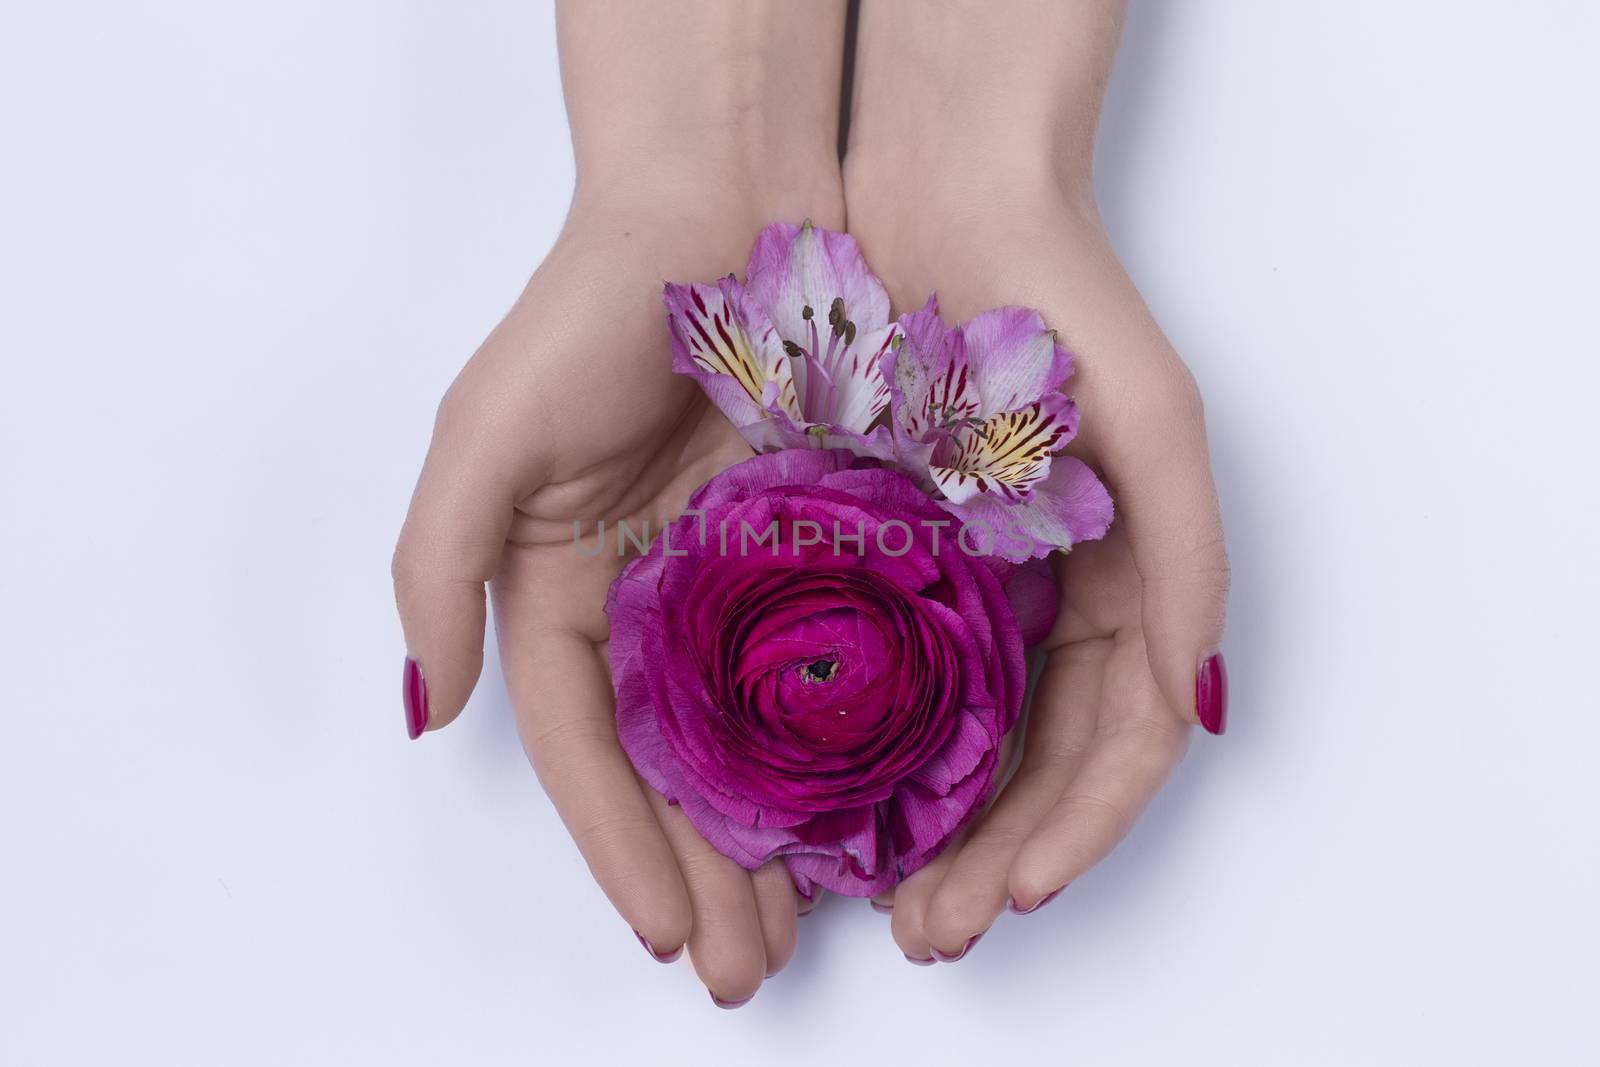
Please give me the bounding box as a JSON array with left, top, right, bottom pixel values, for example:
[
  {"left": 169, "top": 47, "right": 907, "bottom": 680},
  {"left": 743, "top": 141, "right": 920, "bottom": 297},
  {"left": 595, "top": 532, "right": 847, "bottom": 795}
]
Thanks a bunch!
[
  {"left": 438, "top": 223, "right": 753, "bottom": 630},
  {"left": 852, "top": 234, "right": 1207, "bottom": 960},
  {"left": 443, "top": 221, "right": 803, "bottom": 997}
]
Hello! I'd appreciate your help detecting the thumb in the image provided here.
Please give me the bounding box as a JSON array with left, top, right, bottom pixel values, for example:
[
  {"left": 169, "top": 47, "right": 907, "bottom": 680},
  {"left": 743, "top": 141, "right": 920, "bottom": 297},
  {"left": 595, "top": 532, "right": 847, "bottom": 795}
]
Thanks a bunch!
[
  {"left": 1101, "top": 372, "right": 1231, "bottom": 734},
  {"left": 391, "top": 403, "right": 516, "bottom": 739}
]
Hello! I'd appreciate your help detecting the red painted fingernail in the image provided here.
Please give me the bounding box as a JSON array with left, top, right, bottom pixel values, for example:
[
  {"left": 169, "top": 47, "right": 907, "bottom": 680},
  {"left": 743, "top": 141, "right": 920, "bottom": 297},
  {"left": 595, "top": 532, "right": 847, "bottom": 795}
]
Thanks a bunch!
[
  {"left": 403, "top": 657, "right": 428, "bottom": 740},
  {"left": 710, "top": 991, "right": 754, "bottom": 1009},
  {"left": 1197, "top": 652, "right": 1228, "bottom": 735},
  {"left": 931, "top": 931, "right": 984, "bottom": 963},
  {"left": 1007, "top": 887, "right": 1063, "bottom": 914},
  {"left": 634, "top": 931, "right": 682, "bottom": 963},
  {"left": 904, "top": 954, "right": 936, "bottom": 967},
  {"left": 870, "top": 900, "right": 894, "bottom": 914}
]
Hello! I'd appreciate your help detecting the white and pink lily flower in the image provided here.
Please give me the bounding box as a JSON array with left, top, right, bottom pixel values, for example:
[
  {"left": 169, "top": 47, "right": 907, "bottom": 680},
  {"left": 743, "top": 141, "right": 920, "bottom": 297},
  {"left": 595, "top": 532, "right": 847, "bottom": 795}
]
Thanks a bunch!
[
  {"left": 881, "top": 299, "right": 1113, "bottom": 562},
  {"left": 663, "top": 221, "right": 898, "bottom": 459}
]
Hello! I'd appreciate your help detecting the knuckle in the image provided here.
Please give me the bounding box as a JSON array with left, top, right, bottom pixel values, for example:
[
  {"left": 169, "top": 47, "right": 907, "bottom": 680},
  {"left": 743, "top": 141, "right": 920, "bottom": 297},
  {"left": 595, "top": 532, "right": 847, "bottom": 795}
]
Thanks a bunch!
[
  {"left": 389, "top": 537, "right": 428, "bottom": 594},
  {"left": 969, "top": 821, "right": 1032, "bottom": 855},
  {"left": 573, "top": 809, "right": 660, "bottom": 859},
  {"left": 675, "top": 848, "right": 735, "bottom": 887},
  {"left": 1166, "top": 361, "right": 1205, "bottom": 420},
  {"left": 1021, "top": 735, "right": 1092, "bottom": 775},
  {"left": 1056, "top": 791, "right": 1133, "bottom": 839},
  {"left": 1106, "top": 358, "right": 1206, "bottom": 434},
  {"left": 1142, "top": 514, "right": 1231, "bottom": 591},
  {"left": 524, "top": 715, "right": 616, "bottom": 773},
  {"left": 392, "top": 521, "right": 500, "bottom": 590}
]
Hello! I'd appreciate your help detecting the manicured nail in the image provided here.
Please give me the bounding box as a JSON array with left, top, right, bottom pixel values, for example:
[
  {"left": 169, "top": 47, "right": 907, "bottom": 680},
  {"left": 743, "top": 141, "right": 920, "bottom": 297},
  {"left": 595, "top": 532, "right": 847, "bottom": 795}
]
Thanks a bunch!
[
  {"left": 904, "top": 954, "right": 936, "bottom": 967},
  {"left": 931, "top": 931, "right": 984, "bottom": 963},
  {"left": 870, "top": 900, "right": 894, "bottom": 914},
  {"left": 710, "top": 991, "right": 754, "bottom": 1009},
  {"left": 1196, "top": 652, "right": 1228, "bottom": 735},
  {"left": 1007, "top": 887, "right": 1063, "bottom": 915},
  {"left": 403, "top": 657, "right": 428, "bottom": 740},
  {"left": 634, "top": 931, "right": 682, "bottom": 964}
]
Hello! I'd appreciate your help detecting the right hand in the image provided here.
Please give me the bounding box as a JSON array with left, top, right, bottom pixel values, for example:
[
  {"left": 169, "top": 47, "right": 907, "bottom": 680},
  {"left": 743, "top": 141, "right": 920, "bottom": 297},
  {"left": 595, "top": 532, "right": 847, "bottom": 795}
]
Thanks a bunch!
[{"left": 392, "top": 200, "right": 828, "bottom": 1005}]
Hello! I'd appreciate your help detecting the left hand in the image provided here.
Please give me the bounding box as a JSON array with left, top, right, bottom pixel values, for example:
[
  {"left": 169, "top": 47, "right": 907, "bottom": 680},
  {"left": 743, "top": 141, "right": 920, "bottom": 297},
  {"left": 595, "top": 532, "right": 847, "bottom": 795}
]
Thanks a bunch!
[{"left": 847, "top": 188, "right": 1231, "bottom": 962}]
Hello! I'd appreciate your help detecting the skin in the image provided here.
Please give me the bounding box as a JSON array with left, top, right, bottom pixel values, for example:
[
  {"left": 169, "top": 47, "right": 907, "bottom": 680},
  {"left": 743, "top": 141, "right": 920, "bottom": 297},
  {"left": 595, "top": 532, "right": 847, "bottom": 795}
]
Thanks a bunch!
[
  {"left": 844, "top": 0, "right": 1229, "bottom": 960},
  {"left": 394, "top": 0, "right": 1228, "bottom": 997}
]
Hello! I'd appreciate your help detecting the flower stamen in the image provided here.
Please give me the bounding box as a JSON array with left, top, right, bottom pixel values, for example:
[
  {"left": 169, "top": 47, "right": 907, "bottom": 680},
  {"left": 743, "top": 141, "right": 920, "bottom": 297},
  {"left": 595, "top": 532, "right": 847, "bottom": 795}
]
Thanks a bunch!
[{"left": 801, "top": 657, "right": 840, "bottom": 684}]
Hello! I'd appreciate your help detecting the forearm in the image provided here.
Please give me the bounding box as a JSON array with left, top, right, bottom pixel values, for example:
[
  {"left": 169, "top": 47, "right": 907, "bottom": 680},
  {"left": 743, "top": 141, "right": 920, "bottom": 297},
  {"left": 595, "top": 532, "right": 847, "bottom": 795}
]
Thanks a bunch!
[
  {"left": 848, "top": 0, "right": 1124, "bottom": 201},
  {"left": 557, "top": 0, "right": 847, "bottom": 225},
  {"left": 842, "top": 1, "right": 1188, "bottom": 421}
]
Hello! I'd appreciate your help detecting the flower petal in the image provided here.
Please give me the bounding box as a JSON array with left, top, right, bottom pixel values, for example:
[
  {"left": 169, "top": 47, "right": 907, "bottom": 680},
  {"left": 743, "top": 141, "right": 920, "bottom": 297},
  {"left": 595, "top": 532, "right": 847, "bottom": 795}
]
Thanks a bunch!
[
  {"left": 746, "top": 221, "right": 891, "bottom": 342},
  {"left": 884, "top": 298, "right": 978, "bottom": 446},
  {"left": 793, "top": 321, "right": 896, "bottom": 435},
  {"left": 927, "top": 393, "right": 1079, "bottom": 504},
  {"left": 747, "top": 223, "right": 897, "bottom": 433},
  {"left": 960, "top": 306, "right": 1074, "bottom": 416},
  {"left": 948, "top": 456, "right": 1114, "bottom": 562},
  {"left": 989, "top": 556, "right": 1059, "bottom": 646},
  {"left": 664, "top": 277, "right": 801, "bottom": 429}
]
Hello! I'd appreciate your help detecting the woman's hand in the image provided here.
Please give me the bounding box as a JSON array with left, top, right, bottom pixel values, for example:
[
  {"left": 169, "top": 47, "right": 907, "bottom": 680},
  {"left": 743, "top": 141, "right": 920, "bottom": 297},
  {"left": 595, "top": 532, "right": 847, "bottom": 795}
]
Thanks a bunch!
[
  {"left": 847, "top": 193, "right": 1231, "bottom": 963},
  {"left": 844, "top": 0, "right": 1230, "bottom": 960},
  {"left": 393, "top": 0, "right": 850, "bottom": 1006}
]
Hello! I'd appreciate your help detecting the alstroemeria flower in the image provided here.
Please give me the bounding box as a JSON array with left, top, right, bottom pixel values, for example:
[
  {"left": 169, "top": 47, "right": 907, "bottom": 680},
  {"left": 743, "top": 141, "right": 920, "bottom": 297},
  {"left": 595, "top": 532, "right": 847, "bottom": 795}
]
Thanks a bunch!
[
  {"left": 882, "top": 299, "right": 1114, "bottom": 562},
  {"left": 663, "top": 222, "right": 898, "bottom": 459}
]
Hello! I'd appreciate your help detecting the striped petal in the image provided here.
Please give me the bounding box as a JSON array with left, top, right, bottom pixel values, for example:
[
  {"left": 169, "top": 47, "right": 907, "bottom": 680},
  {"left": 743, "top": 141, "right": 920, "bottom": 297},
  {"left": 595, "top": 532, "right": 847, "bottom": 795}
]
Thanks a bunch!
[
  {"left": 946, "top": 456, "right": 1114, "bottom": 563},
  {"left": 960, "top": 306, "right": 1074, "bottom": 416},
  {"left": 746, "top": 222, "right": 897, "bottom": 434},
  {"left": 665, "top": 277, "right": 802, "bottom": 430},
  {"left": 884, "top": 297, "right": 979, "bottom": 446},
  {"left": 787, "top": 321, "right": 897, "bottom": 434},
  {"left": 927, "top": 393, "right": 1079, "bottom": 504}
]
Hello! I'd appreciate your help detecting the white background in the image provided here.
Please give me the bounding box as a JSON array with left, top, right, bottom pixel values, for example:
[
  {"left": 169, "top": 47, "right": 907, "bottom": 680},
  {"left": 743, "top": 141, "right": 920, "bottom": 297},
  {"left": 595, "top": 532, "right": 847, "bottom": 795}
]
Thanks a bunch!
[{"left": 3, "top": 2, "right": 1598, "bottom": 1063}]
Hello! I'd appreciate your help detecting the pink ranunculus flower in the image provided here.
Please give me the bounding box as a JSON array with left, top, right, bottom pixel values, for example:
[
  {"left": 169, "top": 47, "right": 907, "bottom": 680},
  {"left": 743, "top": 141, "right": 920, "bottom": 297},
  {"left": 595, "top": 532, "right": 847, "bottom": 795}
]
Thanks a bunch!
[
  {"left": 605, "top": 449, "right": 1057, "bottom": 897},
  {"left": 881, "top": 298, "right": 1114, "bottom": 563},
  {"left": 663, "top": 221, "right": 899, "bottom": 460}
]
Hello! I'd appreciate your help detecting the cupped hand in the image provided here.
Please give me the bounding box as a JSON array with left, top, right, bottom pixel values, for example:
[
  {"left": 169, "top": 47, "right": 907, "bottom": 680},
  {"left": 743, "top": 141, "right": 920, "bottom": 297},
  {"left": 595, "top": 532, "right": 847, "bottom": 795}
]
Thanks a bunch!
[
  {"left": 847, "top": 191, "right": 1231, "bottom": 961},
  {"left": 392, "top": 201, "right": 832, "bottom": 1003}
]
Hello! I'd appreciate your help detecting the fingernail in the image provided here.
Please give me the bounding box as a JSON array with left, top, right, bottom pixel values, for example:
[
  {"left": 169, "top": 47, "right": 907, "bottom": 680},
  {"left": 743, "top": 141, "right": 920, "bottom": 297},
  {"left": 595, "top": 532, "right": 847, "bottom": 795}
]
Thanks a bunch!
[
  {"left": 403, "top": 656, "right": 429, "bottom": 740},
  {"left": 931, "top": 931, "right": 984, "bottom": 963},
  {"left": 870, "top": 900, "right": 894, "bottom": 914},
  {"left": 634, "top": 931, "right": 682, "bottom": 964},
  {"left": 1196, "top": 652, "right": 1228, "bottom": 735},
  {"left": 904, "top": 954, "right": 936, "bottom": 967},
  {"left": 1007, "top": 887, "right": 1063, "bottom": 914},
  {"left": 710, "top": 991, "right": 754, "bottom": 1009}
]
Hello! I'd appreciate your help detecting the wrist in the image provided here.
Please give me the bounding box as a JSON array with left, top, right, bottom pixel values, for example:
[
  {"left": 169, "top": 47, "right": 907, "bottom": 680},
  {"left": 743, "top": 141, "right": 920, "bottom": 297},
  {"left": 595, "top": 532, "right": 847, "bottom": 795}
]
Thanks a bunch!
[
  {"left": 558, "top": 0, "right": 848, "bottom": 235},
  {"left": 572, "top": 149, "right": 844, "bottom": 240},
  {"left": 844, "top": 0, "right": 1119, "bottom": 224},
  {"left": 842, "top": 151, "right": 1105, "bottom": 316}
]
